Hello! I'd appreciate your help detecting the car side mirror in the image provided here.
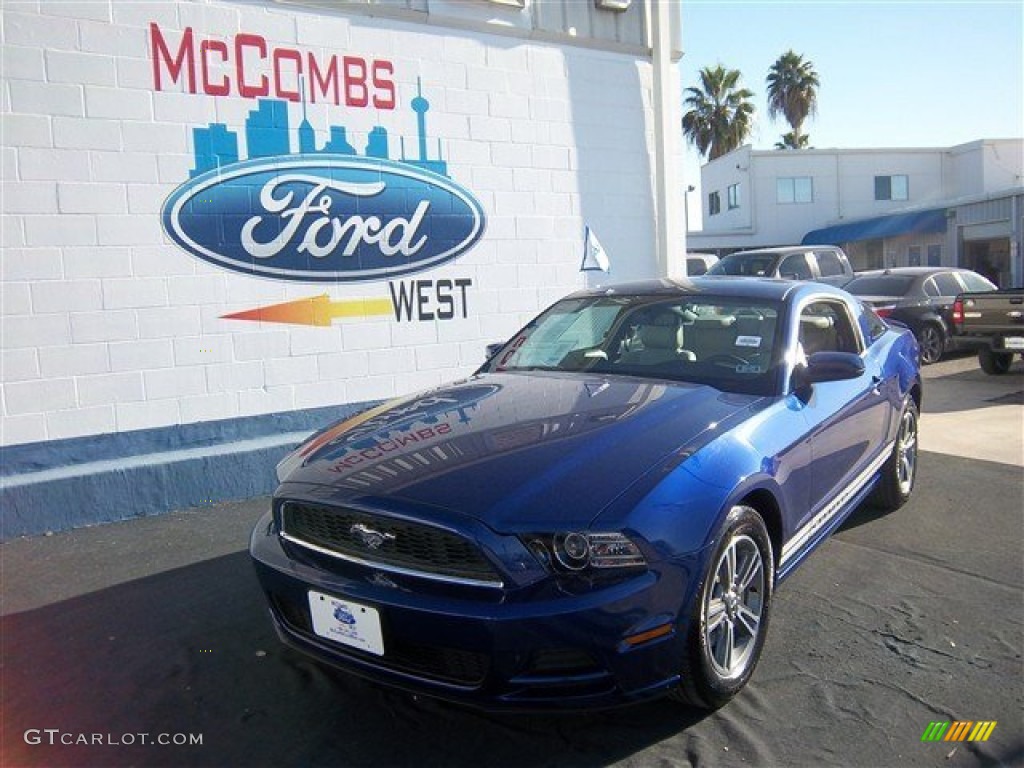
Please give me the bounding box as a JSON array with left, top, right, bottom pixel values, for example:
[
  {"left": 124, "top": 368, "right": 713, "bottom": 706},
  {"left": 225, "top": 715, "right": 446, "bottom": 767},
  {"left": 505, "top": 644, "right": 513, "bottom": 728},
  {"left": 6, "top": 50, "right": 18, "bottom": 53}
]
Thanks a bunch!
[
  {"left": 800, "top": 351, "right": 865, "bottom": 384},
  {"left": 485, "top": 342, "right": 505, "bottom": 360}
]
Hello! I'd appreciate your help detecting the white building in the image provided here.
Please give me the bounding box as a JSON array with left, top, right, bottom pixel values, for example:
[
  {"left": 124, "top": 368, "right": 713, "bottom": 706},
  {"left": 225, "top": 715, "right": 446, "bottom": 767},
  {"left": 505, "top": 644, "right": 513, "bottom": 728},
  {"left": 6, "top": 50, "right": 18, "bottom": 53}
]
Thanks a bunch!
[
  {"left": 688, "top": 139, "right": 1024, "bottom": 287},
  {"left": 0, "top": 0, "right": 684, "bottom": 537}
]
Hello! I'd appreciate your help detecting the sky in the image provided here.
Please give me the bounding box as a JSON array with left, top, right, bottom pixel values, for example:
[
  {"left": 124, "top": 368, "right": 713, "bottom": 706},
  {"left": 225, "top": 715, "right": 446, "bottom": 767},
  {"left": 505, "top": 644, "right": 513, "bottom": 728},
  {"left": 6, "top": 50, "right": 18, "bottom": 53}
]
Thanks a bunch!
[{"left": 676, "top": 0, "right": 1024, "bottom": 224}]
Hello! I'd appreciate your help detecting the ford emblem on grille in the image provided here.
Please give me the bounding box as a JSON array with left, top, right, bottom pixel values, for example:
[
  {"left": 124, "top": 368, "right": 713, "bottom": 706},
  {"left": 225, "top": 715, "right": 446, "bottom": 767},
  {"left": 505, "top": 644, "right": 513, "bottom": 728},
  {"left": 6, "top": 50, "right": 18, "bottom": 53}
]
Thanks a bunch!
[{"left": 350, "top": 523, "right": 397, "bottom": 550}]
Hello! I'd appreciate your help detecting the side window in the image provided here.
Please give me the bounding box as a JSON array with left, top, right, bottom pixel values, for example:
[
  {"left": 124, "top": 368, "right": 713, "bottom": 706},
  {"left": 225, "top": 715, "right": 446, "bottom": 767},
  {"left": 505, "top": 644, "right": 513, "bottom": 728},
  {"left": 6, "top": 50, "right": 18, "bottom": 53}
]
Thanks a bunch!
[
  {"left": 922, "top": 278, "right": 940, "bottom": 298},
  {"left": 815, "top": 249, "right": 844, "bottom": 277},
  {"left": 932, "top": 272, "right": 962, "bottom": 297},
  {"left": 799, "top": 301, "right": 862, "bottom": 356},
  {"left": 779, "top": 253, "right": 813, "bottom": 280},
  {"left": 859, "top": 302, "right": 889, "bottom": 345}
]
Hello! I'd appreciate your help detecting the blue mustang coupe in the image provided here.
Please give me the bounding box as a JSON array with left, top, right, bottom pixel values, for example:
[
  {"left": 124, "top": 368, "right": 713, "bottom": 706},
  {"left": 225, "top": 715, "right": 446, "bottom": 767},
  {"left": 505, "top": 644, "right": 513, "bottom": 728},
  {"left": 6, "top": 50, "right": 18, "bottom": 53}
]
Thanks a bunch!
[{"left": 250, "top": 277, "right": 922, "bottom": 710}]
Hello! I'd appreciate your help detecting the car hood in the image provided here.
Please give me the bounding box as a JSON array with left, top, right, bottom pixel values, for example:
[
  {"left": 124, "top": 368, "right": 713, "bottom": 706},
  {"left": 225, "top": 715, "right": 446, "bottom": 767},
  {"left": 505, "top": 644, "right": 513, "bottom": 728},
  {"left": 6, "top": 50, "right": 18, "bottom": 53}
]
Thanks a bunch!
[{"left": 278, "top": 372, "right": 762, "bottom": 532}]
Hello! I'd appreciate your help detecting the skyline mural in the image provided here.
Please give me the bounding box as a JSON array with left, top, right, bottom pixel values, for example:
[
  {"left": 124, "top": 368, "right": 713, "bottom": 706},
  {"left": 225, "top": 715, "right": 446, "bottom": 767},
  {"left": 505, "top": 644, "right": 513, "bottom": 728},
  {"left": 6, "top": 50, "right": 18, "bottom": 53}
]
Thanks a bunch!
[{"left": 190, "top": 77, "right": 448, "bottom": 178}]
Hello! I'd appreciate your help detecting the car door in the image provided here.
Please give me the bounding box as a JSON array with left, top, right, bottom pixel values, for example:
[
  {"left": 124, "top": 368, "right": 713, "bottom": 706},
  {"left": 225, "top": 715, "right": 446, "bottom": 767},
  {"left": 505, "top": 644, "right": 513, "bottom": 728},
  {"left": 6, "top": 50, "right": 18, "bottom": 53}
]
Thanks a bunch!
[
  {"left": 923, "top": 272, "right": 964, "bottom": 335},
  {"left": 794, "top": 299, "right": 892, "bottom": 529}
]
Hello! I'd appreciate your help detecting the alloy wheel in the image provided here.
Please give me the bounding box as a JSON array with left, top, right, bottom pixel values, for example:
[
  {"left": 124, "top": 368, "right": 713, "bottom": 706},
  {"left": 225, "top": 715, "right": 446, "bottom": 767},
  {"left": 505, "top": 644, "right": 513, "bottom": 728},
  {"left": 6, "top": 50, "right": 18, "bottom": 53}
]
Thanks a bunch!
[
  {"left": 703, "top": 534, "right": 765, "bottom": 678},
  {"left": 918, "top": 326, "right": 943, "bottom": 365},
  {"left": 897, "top": 405, "right": 918, "bottom": 495}
]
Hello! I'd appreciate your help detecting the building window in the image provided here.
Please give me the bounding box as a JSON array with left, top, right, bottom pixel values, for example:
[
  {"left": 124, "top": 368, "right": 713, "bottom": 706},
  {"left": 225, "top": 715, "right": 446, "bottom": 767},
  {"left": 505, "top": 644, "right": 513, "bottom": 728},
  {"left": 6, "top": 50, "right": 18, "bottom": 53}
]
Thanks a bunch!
[
  {"left": 777, "top": 177, "right": 813, "bottom": 204},
  {"left": 908, "top": 245, "right": 922, "bottom": 267},
  {"left": 927, "top": 244, "right": 942, "bottom": 266},
  {"left": 708, "top": 191, "right": 721, "bottom": 216},
  {"left": 727, "top": 183, "right": 740, "bottom": 209},
  {"left": 875, "top": 174, "right": 909, "bottom": 201}
]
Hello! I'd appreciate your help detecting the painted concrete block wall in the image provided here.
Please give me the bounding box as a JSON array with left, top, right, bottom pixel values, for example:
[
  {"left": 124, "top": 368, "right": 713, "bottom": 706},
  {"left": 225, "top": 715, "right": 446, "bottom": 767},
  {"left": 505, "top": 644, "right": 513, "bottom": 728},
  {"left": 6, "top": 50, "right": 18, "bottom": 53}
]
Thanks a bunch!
[{"left": 0, "top": 0, "right": 660, "bottom": 449}]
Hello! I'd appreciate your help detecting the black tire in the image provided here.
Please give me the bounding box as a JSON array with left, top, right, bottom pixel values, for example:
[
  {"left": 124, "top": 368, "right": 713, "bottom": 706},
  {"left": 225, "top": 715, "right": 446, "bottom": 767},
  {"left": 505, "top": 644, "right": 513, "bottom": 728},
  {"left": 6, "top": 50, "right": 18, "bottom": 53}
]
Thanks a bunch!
[
  {"left": 871, "top": 397, "right": 919, "bottom": 511},
  {"left": 916, "top": 324, "right": 945, "bottom": 365},
  {"left": 978, "top": 347, "right": 1012, "bottom": 375},
  {"left": 671, "top": 505, "right": 774, "bottom": 709}
]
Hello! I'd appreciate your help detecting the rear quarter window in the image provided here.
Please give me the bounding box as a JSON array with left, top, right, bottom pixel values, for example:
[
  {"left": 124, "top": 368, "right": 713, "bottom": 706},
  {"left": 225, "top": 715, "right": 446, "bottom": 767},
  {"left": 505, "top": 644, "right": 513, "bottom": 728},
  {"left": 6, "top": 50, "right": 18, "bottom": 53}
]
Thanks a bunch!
[
  {"left": 932, "top": 273, "right": 963, "bottom": 297},
  {"left": 815, "top": 250, "right": 846, "bottom": 277},
  {"left": 858, "top": 302, "right": 889, "bottom": 345}
]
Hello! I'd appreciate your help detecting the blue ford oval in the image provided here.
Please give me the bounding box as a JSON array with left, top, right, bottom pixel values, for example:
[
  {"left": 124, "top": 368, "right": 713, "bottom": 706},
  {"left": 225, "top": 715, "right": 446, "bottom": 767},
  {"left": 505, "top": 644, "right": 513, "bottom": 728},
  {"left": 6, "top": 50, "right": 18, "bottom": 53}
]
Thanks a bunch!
[
  {"left": 250, "top": 277, "right": 922, "bottom": 710},
  {"left": 162, "top": 156, "right": 485, "bottom": 282}
]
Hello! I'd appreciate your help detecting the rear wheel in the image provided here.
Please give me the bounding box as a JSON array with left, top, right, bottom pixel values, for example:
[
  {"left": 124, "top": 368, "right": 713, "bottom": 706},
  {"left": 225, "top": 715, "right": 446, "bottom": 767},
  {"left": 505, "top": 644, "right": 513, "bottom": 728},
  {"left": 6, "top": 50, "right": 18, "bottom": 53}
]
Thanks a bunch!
[
  {"left": 871, "top": 397, "right": 919, "bottom": 511},
  {"left": 916, "top": 324, "right": 945, "bottom": 365},
  {"left": 671, "top": 506, "right": 774, "bottom": 709},
  {"left": 978, "top": 347, "right": 1012, "bottom": 375}
]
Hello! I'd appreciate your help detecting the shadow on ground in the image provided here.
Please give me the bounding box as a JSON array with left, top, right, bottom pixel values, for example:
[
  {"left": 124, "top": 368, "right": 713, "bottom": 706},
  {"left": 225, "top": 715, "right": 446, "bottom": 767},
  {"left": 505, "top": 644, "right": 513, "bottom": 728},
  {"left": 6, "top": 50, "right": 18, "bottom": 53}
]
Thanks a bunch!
[
  {"left": 0, "top": 552, "right": 707, "bottom": 768},
  {"left": 3, "top": 453, "right": 1022, "bottom": 768}
]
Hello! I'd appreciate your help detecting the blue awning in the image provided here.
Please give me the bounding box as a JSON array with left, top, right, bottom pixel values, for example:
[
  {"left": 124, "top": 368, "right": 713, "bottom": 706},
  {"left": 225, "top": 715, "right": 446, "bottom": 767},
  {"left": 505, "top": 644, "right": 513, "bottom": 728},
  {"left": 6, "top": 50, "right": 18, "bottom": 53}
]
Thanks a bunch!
[{"left": 802, "top": 208, "right": 948, "bottom": 245}]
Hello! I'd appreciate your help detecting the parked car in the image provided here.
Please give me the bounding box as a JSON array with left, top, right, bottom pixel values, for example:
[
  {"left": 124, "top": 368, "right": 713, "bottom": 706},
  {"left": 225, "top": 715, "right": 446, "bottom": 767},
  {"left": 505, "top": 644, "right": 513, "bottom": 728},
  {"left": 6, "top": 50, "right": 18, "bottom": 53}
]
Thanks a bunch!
[
  {"left": 251, "top": 278, "right": 921, "bottom": 711},
  {"left": 706, "top": 245, "right": 854, "bottom": 286},
  {"left": 685, "top": 252, "right": 719, "bottom": 276},
  {"left": 952, "top": 288, "right": 1024, "bottom": 374},
  {"left": 843, "top": 267, "right": 997, "bottom": 364}
]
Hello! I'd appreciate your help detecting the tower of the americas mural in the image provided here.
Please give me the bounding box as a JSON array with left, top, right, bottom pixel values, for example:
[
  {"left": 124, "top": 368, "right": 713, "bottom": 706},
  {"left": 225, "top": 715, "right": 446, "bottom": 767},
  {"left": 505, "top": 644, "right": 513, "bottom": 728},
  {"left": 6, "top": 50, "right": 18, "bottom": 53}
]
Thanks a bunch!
[{"left": 403, "top": 77, "right": 447, "bottom": 176}]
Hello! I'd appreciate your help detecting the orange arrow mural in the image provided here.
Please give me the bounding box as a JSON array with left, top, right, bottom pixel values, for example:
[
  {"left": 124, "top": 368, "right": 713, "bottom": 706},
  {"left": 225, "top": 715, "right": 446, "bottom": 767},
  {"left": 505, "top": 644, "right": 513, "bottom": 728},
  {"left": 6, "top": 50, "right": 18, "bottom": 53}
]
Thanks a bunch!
[{"left": 221, "top": 294, "right": 393, "bottom": 327}]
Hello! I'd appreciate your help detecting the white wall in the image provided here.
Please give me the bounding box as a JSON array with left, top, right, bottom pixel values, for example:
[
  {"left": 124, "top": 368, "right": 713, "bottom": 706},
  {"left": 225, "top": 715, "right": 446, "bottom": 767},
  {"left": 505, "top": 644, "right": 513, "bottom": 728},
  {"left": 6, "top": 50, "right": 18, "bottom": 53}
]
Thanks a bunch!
[
  {"left": 692, "top": 142, "right": 1022, "bottom": 251},
  {"left": 951, "top": 139, "right": 1024, "bottom": 197},
  {"left": 0, "top": 0, "right": 661, "bottom": 447}
]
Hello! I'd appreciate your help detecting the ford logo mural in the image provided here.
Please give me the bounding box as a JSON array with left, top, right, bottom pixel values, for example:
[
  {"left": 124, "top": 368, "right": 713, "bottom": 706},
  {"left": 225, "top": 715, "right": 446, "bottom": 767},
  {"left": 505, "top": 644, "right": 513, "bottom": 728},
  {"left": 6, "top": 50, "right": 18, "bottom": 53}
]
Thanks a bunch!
[{"left": 161, "top": 157, "right": 486, "bottom": 283}]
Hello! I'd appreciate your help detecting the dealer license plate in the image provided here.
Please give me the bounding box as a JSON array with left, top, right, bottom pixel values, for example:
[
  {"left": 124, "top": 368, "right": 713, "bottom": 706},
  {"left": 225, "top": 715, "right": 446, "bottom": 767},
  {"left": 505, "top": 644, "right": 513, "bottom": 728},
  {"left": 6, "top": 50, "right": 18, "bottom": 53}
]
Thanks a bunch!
[
  {"left": 1003, "top": 337, "right": 1024, "bottom": 350},
  {"left": 308, "top": 591, "right": 384, "bottom": 656}
]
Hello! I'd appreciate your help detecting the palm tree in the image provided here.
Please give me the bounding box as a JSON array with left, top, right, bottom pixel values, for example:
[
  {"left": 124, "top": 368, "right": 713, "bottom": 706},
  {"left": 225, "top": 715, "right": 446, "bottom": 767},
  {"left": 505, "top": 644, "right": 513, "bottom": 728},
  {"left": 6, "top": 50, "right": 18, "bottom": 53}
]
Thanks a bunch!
[
  {"left": 774, "top": 131, "right": 810, "bottom": 150},
  {"left": 682, "top": 65, "right": 755, "bottom": 161},
  {"left": 766, "top": 50, "right": 820, "bottom": 149}
]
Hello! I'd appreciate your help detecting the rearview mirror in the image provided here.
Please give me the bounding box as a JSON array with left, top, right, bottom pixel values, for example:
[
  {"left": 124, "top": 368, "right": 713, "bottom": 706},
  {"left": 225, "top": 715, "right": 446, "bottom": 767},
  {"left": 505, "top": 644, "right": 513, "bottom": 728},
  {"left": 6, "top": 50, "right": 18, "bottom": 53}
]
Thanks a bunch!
[{"left": 485, "top": 342, "right": 504, "bottom": 360}]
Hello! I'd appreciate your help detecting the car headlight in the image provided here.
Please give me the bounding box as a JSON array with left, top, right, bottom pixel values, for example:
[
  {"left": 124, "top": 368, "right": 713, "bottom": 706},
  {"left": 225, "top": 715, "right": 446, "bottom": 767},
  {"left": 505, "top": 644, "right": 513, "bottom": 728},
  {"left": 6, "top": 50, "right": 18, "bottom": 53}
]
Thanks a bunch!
[{"left": 523, "top": 532, "right": 646, "bottom": 572}]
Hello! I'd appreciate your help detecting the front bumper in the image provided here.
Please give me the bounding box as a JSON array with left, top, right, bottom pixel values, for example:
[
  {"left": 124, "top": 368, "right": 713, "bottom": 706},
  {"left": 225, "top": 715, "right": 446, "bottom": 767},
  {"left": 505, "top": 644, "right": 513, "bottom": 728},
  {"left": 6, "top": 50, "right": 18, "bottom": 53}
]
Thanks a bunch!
[{"left": 249, "top": 510, "right": 704, "bottom": 711}]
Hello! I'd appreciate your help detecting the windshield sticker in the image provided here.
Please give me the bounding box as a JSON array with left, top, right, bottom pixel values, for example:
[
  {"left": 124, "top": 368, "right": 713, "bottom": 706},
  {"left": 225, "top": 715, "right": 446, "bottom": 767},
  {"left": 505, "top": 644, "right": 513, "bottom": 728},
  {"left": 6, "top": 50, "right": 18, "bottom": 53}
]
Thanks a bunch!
[{"left": 735, "top": 336, "right": 762, "bottom": 348}]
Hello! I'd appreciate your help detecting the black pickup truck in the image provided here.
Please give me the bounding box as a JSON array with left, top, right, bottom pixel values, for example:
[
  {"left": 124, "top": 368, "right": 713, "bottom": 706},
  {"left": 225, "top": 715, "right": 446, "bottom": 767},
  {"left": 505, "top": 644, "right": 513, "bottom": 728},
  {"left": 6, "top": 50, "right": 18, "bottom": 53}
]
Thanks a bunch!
[{"left": 952, "top": 289, "right": 1024, "bottom": 374}]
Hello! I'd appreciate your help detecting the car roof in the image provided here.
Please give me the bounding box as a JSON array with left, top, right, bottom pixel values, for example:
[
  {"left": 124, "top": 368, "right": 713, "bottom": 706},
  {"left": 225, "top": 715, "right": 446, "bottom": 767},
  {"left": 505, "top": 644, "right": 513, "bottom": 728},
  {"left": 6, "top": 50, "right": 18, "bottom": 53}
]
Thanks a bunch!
[
  {"left": 851, "top": 268, "right": 962, "bottom": 276},
  {"left": 566, "top": 276, "right": 847, "bottom": 303},
  {"left": 848, "top": 267, "right": 963, "bottom": 279},
  {"left": 729, "top": 245, "right": 838, "bottom": 256}
]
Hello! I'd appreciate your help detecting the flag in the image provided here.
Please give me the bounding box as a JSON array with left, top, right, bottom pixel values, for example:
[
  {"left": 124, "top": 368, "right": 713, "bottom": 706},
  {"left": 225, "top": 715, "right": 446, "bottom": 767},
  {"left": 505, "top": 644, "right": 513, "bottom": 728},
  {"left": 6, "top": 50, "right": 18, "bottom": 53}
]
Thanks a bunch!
[{"left": 580, "top": 225, "right": 610, "bottom": 273}]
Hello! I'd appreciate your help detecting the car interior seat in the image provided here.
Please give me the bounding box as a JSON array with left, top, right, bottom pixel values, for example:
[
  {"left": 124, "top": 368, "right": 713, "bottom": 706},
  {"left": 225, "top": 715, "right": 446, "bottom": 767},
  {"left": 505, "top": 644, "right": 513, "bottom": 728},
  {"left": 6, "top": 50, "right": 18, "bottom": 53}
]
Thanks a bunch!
[
  {"left": 799, "top": 314, "right": 837, "bottom": 356},
  {"left": 618, "top": 309, "right": 697, "bottom": 365}
]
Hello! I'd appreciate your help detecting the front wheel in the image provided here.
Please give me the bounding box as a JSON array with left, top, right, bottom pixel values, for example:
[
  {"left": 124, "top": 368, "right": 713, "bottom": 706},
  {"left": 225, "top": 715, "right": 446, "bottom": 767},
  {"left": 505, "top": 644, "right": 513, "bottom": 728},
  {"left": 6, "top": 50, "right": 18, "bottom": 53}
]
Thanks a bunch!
[
  {"left": 871, "top": 398, "right": 919, "bottom": 511},
  {"left": 978, "top": 347, "right": 1012, "bottom": 375},
  {"left": 916, "top": 324, "right": 945, "bottom": 365},
  {"left": 671, "top": 506, "right": 774, "bottom": 709}
]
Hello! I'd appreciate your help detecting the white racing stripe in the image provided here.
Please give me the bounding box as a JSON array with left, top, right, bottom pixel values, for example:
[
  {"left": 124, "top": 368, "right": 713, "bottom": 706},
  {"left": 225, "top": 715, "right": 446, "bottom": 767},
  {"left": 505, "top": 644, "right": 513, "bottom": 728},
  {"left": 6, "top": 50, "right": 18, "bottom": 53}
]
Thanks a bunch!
[{"left": 780, "top": 442, "right": 894, "bottom": 566}]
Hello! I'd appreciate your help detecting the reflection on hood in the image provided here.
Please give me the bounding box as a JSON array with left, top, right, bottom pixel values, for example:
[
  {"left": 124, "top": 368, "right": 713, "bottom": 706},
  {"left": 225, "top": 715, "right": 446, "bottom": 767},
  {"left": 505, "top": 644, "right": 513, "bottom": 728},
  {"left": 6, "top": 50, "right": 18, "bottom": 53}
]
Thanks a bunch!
[{"left": 281, "top": 372, "right": 761, "bottom": 530}]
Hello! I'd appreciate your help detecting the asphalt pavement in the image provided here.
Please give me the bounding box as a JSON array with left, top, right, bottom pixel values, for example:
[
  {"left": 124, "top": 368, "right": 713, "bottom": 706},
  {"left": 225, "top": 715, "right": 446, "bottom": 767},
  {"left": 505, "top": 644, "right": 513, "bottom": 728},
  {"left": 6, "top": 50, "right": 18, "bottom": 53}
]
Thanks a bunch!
[{"left": 2, "top": 355, "right": 1022, "bottom": 768}]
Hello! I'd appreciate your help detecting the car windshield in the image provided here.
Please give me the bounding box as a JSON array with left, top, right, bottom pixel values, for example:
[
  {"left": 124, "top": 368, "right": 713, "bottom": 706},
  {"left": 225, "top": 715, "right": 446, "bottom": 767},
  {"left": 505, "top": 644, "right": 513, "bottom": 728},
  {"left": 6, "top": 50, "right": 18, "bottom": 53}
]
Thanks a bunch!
[
  {"left": 844, "top": 275, "right": 916, "bottom": 297},
  {"left": 707, "top": 252, "right": 778, "bottom": 277},
  {"left": 482, "top": 295, "right": 783, "bottom": 396}
]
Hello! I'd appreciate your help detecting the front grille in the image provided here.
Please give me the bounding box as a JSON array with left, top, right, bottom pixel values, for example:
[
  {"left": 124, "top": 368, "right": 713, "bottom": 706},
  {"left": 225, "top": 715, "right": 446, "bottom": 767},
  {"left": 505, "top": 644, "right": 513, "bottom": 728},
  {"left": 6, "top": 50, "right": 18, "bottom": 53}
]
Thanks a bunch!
[
  {"left": 281, "top": 502, "right": 502, "bottom": 586},
  {"left": 269, "top": 591, "right": 488, "bottom": 686}
]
